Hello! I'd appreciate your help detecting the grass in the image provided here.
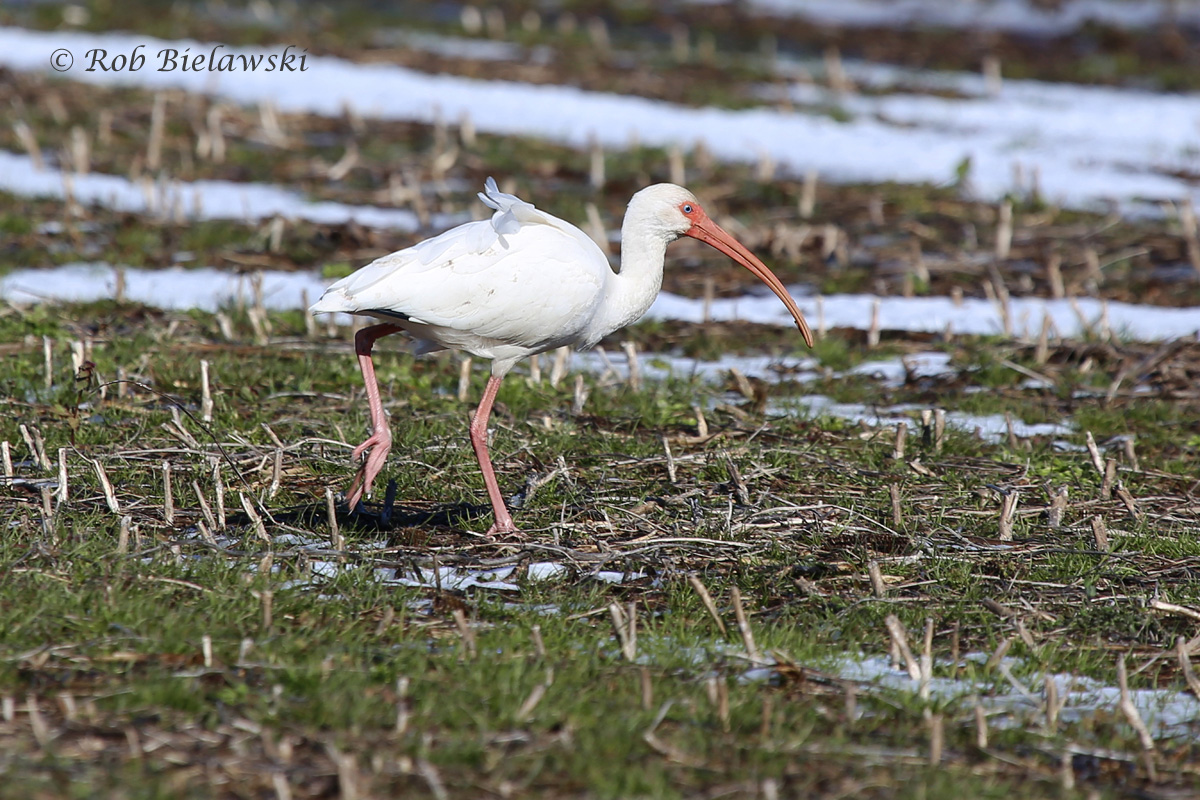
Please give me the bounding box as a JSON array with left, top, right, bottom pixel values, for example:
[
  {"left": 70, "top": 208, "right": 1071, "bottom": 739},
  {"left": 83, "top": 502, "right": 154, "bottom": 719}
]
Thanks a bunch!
[
  {"left": 2, "top": 3, "right": 1200, "bottom": 795},
  {"left": 2, "top": 298, "right": 1200, "bottom": 797}
]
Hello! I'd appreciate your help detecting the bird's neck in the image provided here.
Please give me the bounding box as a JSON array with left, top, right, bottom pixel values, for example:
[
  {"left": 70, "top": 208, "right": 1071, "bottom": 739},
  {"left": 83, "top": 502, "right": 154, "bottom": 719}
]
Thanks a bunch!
[{"left": 583, "top": 213, "right": 671, "bottom": 347}]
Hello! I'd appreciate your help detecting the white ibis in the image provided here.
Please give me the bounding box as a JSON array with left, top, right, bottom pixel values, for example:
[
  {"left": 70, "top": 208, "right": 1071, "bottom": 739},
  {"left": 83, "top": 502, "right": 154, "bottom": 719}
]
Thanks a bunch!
[{"left": 311, "top": 178, "right": 813, "bottom": 534}]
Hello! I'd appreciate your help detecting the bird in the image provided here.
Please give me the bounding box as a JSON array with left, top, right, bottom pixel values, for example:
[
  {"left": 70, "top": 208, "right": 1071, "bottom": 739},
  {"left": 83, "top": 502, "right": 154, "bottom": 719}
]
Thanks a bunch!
[{"left": 310, "top": 177, "right": 814, "bottom": 535}]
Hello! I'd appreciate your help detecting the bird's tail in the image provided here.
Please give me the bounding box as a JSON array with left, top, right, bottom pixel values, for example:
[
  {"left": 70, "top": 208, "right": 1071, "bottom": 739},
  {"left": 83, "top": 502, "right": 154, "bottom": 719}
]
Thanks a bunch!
[{"left": 477, "top": 177, "right": 540, "bottom": 236}]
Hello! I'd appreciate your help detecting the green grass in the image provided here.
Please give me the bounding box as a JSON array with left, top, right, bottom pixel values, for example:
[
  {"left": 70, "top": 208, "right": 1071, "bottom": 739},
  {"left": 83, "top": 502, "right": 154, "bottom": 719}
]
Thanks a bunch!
[{"left": 2, "top": 299, "right": 1199, "bottom": 796}]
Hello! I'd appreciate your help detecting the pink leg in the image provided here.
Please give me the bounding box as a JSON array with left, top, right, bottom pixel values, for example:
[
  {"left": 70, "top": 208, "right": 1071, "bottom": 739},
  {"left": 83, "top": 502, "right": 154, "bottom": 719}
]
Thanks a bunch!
[
  {"left": 344, "top": 323, "right": 403, "bottom": 508},
  {"left": 469, "top": 375, "right": 518, "bottom": 535}
]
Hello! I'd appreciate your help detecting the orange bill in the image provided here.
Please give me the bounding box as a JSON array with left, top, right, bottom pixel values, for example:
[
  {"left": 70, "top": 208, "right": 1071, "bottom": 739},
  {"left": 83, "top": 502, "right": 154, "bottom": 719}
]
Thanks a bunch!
[{"left": 685, "top": 211, "right": 815, "bottom": 348}]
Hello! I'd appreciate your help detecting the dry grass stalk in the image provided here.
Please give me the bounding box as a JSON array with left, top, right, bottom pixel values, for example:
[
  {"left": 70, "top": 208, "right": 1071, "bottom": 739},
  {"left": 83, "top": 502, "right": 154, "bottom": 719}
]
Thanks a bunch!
[
  {"left": 212, "top": 461, "right": 226, "bottom": 529},
  {"left": 57, "top": 448, "right": 68, "bottom": 506},
  {"left": 19, "top": 425, "right": 42, "bottom": 471},
  {"left": 661, "top": 435, "right": 677, "bottom": 484},
  {"left": 1084, "top": 431, "right": 1105, "bottom": 475},
  {"left": 919, "top": 617, "right": 934, "bottom": 701},
  {"left": 927, "top": 712, "right": 943, "bottom": 765},
  {"left": 869, "top": 561, "right": 887, "bottom": 598},
  {"left": 884, "top": 615, "right": 921, "bottom": 680},
  {"left": 1123, "top": 437, "right": 1139, "bottom": 471},
  {"left": 1100, "top": 458, "right": 1117, "bottom": 500},
  {"left": 621, "top": 340, "right": 641, "bottom": 390},
  {"left": 722, "top": 452, "right": 750, "bottom": 505},
  {"left": 1045, "top": 675, "right": 1060, "bottom": 732},
  {"left": 325, "top": 488, "right": 344, "bottom": 551},
  {"left": 1150, "top": 600, "right": 1200, "bottom": 623},
  {"left": 572, "top": 375, "right": 588, "bottom": 414},
  {"left": 395, "top": 676, "right": 410, "bottom": 734},
  {"left": 799, "top": 169, "right": 818, "bottom": 218},
  {"left": 70, "top": 125, "right": 90, "bottom": 174},
  {"left": 456, "top": 357, "right": 473, "bottom": 403},
  {"left": 995, "top": 200, "right": 1013, "bottom": 260},
  {"left": 933, "top": 409, "right": 946, "bottom": 453},
  {"left": 1176, "top": 637, "right": 1200, "bottom": 698},
  {"left": 1048, "top": 485, "right": 1068, "bottom": 528},
  {"left": 755, "top": 150, "right": 775, "bottom": 182},
  {"left": 1116, "top": 655, "right": 1156, "bottom": 754},
  {"left": 588, "top": 137, "right": 604, "bottom": 189},
  {"left": 549, "top": 346, "right": 570, "bottom": 387},
  {"left": 890, "top": 483, "right": 903, "bottom": 529},
  {"left": 974, "top": 701, "right": 988, "bottom": 748},
  {"left": 985, "top": 637, "right": 1014, "bottom": 671},
  {"left": 1046, "top": 252, "right": 1065, "bottom": 298},
  {"left": 867, "top": 298, "right": 881, "bottom": 348},
  {"left": 982, "top": 54, "right": 1003, "bottom": 94},
  {"left": 514, "top": 682, "right": 547, "bottom": 723},
  {"left": 1115, "top": 483, "right": 1141, "bottom": 519},
  {"left": 147, "top": 93, "right": 166, "bottom": 171},
  {"left": 239, "top": 493, "right": 269, "bottom": 542},
  {"left": 816, "top": 294, "right": 826, "bottom": 339},
  {"left": 117, "top": 515, "right": 130, "bottom": 554},
  {"left": 415, "top": 758, "right": 448, "bottom": 800},
  {"left": 688, "top": 575, "right": 728, "bottom": 636},
  {"left": 730, "top": 587, "right": 761, "bottom": 663},
  {"left": 268, "top": 448, "right": 283, "bottom": 500},
  {"left": 193, "top": 481, "right": 217, "bottom": 532},
  {"left": 162, "top": 461, "right": 173, "bottom": 524},
  {"left": 1, "top": 441, "right": 12, "bottom": 479},
  {"left": 892, "top": 424, "right": 906, "bottom": 460},
  {"left": 998, "top": 490, "right": 1019, "bottom": 541},
  {"left": 27, "top": 696, "right": 50, "bottom": 748},
  {"left": 206, "top": 105, "right": 226, "bottom": 163},
  {"left": 700, "top": 276, "right": 715, "bottom": 323},
  {"left": 585, "top": 203, "right": 610, "bottom": 255},
  {"left": 824, "top": 46, "right": 851, "bottom": 92},
  {"left": 42, "top": 336, "right": 53, "bottom": 390},
  {"left": 640, "top": 667, "right": 653, "bottom": 711},
  {"left": 1035, "top": 313, "right": 1053, "bottom": 365},
  {"left": 452, "top": 608, "right": 476, "bottom": 659},
  {"left": 13, "top": 120, "right": 44, "bottom": 169},
  {"left": 608, "top": 603, "right": 637, "bottom": 661},
  {"left": 92, "top": 458, "right": 120, "bottom": 514}
]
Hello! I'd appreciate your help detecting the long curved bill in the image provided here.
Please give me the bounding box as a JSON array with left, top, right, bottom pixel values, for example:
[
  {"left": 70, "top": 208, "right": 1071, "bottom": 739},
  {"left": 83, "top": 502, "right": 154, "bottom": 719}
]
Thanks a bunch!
[{"left": 685, "top": 211, "right": 815, "bottom": 348}]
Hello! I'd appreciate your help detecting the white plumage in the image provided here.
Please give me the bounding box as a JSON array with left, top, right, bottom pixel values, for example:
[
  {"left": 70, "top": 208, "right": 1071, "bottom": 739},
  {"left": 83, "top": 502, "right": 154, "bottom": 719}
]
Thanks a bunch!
[{"left": 312, "top": 177, "right": 812, "bottom": 535}]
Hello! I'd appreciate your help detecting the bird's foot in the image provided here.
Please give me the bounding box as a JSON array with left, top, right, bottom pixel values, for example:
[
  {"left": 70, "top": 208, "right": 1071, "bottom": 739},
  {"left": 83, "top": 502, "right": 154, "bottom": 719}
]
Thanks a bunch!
[
  {"left": 344, "top": 431, "right": 393, "bottom": 509},
  {"left": 351, "top": 430, "right": 390, "bottom": 462},
  {"left": 484, "top": 513, "right": 526, "bottom": 541}
]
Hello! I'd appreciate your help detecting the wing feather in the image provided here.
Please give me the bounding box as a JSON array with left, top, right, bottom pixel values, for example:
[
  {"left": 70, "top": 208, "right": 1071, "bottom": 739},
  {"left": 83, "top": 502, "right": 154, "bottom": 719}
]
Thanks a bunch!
[{"left": 311, "top": 179, "right": 611, "bottom": 351}]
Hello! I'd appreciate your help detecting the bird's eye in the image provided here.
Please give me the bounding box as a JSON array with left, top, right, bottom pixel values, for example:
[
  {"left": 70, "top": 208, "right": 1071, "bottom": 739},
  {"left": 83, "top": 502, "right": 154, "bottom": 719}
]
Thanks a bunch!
[{"left": 682, "top": 203, "right": 694, "bottom": 214}]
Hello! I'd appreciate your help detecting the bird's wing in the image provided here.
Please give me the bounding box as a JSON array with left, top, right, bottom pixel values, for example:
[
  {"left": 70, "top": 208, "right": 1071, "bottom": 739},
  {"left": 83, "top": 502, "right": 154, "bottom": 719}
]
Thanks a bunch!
[{"left": 312, "top": 180, "right": 611, "bottom": 350}]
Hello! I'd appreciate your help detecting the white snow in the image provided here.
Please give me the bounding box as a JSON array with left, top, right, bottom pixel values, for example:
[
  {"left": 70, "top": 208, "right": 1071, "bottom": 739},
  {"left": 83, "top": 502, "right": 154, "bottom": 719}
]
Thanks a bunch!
[
  {"left": 719, "top": 0, "right": 1200, "bottom": 35},
  {"left": 4, "top": 263, "right": 1197, "bottom": 343},
  {"left": 788, "top": 395, "right": 1075, "bottom": 442},
  {"left": 836, "top": 653, "right": 1200, "bottom": 738},
  {"left": 0, "top": 150, "right": 457, "bottom": 231},
  {"left": 2, "top": 26, "right": 1200, "bottom": 214}
]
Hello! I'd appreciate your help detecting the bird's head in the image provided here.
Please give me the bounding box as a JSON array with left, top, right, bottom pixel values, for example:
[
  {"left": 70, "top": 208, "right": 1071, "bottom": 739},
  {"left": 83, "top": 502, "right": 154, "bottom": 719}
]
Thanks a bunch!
[{"left": 629, "top": 183, "right": 815, "bottom": 348}]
